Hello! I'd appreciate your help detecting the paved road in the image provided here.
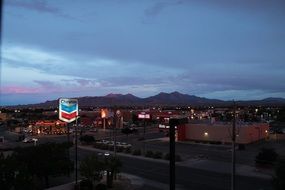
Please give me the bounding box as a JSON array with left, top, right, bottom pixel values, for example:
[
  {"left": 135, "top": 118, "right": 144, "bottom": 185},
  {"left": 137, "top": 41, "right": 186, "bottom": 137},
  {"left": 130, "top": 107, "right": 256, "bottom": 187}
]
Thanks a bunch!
[{"left": 73, "top": 148, "right": 273, "bottom": 190}]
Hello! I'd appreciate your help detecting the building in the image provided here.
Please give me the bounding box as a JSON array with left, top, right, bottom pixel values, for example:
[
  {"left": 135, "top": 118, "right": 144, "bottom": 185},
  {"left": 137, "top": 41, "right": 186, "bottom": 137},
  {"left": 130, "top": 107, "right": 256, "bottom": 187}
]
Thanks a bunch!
[
  {"left": 177, "top": 122, "right": 269, "bottom": 144},
  {"left": 33, "top": 120, "right": 67, "bottom": 135}
]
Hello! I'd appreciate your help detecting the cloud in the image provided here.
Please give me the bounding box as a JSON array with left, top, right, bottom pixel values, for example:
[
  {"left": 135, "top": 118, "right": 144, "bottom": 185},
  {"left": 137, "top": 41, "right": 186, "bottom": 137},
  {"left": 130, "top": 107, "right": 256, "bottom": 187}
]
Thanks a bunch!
[
  {"left": 1, "top": 86, "right": 40, "bottom": 94},
  {"left": 144, "top": 0, "right": 184, "bottom": 17},
  {"left": 5, "top": 0, "right": 74, "bottom": 19}
]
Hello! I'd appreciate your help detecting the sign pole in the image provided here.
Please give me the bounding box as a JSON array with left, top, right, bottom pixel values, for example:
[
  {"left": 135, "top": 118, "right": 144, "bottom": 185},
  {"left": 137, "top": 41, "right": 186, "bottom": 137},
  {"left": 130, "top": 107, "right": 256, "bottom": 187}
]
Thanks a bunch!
[
  {"left": 75, "top": 116, "right": 78, "bottom": 187},
  {"left": 58, "top": 98, "right": 79, "bottom": 188},
  {"left": 231, "top": 101, "right": 236, "bottom": 190},
  {"left": 169, "top": 119, "right": 176, "bottom": 190},
  {"left": 169, "top": 118, "right": 188, "bottom": 190}
]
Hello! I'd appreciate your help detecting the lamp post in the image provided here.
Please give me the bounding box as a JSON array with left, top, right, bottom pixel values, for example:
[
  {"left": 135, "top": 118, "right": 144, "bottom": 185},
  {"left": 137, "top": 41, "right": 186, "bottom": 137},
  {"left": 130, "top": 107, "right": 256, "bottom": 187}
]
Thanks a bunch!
[
  {"left": 114, "top": 110, "right": 121, "bottom": 156},
  {"left": 231, "top": 101, "right": 236, "bottom": 190},
  {"left": 75, "top": 116, "right": 79, "bottom": 187},
  {"left": 169, "top": 117, "right": 188, "bottom": 190}
]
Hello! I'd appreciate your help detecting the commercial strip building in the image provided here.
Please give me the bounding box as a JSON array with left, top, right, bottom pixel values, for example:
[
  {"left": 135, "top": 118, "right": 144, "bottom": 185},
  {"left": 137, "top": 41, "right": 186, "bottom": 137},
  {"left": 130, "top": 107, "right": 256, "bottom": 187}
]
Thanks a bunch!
[
  {"left": 177, "top": 122, "right": 269, "bottom": 144},
  {"left": 32, "top": 120, "right": 67, "bottom": 135}
]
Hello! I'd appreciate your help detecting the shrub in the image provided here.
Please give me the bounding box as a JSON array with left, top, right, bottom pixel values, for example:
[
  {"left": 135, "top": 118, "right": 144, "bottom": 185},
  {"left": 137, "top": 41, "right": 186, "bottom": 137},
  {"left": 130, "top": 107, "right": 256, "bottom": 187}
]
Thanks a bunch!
[
  {"left": 164, "top": 153, "right": 182, "bottom": 162},
  {"left": 117, "top": 146, "right": 123, "bottom": 153},
  {"left": 100, "top": 144, "right": 109, "bottom": 150},
  {"left": 125, "top": 147, "right": 132, "bottom": 154},
  {"left": 273, "top": 157, "right": 285, "bottom": 190},
  {"left": 164, "top": 153, "right": 170, "bottom": 160},
  {"left": 80, "top": 135, "right": 95, "bottom": 144},
  {"left": 255, "top": 147, "right": 278, "bottom": 166},
  {"left": 108, "top": 145, "right": 114, "bottom": 151},
  {"left": 175, "top": 155, "right": 182, "bottom": 162},
  {"left": 95, "top": 183, "right": 107, "bottom": 190},
  {"left": 153, "top": 151, "right": 163, "bottom": 159},
  {"left": 145, "top": 150, "right": 154, "bottom": 158},
  {"left": 132, "top": 149, "right": 141, "bottom": 156},
  {"left": 79, "top": 179, "right": 93, "bottom": 190},
  {"left": 93, "top": 143, "right": 102, "bottom": 149}
]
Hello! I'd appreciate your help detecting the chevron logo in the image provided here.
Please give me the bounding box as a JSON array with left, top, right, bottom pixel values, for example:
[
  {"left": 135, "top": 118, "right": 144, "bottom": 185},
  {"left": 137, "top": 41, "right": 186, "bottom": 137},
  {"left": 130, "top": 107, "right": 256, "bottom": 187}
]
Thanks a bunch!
[{"left": 59, "top": 98, "right": 78, "bottom": 123}]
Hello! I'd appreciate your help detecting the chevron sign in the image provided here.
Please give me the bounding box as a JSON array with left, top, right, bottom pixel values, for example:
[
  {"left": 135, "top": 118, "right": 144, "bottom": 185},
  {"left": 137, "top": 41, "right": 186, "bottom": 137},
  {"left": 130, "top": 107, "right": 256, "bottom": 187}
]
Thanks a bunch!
[{"left": 59, "top": 98, "right": 78, "bottom": 123}]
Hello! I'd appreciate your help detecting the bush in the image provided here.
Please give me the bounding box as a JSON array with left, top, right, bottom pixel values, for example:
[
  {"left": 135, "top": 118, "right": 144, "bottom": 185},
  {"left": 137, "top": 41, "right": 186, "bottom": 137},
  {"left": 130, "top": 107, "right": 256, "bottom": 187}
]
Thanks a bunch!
[
  {"left": 255, "top": 147, "right": 278, "bottom": 166},
  {"left": 153, "top": 151, "right": 163, "bottom": 159},
  {"left": 145, "top": 150, "right": 154, "bottom": 158},
  {"left": 95, "top": 183, "right": 107, "bottom": 190},
  {"left": 164, "top": 153, "right": 170, "bottom": 160},
  {"left": 117, "top": 146, "right": 123, "bottom": 153},
  {"left": 79, "top": 179, "right": 93, "bottom": 190},
  {"left": 132, "top": 149, "right": 141, "bottom": 156},
  {"left": 93, "top": 143, "right": 101, "bottom": 149},
  {"left": 101, "top": 144, "right": 109, "bottom": 150},
  {"left": 273, "top": 157, "right": 285, "bottom": 190},
  {"left": 175, "top": 155, "right": 182, "bottom": 162},
  {"left": 108, "top": 145, "right": 114, "bottom": 151},
  {"left": 164, "top": 153, "right": 182, "bottom": 162},
  {"left": 80, "top": 135, "right": 95, "bottom": 144},
  {"left": 125, "top": 147, "right": 132, "bottom": 154}
]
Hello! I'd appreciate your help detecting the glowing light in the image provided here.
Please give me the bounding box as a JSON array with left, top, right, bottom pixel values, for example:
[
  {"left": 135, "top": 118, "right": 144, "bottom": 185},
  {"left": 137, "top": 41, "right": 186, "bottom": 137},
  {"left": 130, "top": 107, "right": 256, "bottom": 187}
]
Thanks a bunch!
[{"left": 204, "top": 132, "right": 208, "bottom": 136}]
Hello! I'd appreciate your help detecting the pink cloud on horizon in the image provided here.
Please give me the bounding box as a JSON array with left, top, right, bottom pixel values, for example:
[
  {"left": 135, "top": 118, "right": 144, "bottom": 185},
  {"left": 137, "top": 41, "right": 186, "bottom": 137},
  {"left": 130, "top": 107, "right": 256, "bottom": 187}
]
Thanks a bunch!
[{"left": 1, "top": 86, "right": 41, "bottom": 94}]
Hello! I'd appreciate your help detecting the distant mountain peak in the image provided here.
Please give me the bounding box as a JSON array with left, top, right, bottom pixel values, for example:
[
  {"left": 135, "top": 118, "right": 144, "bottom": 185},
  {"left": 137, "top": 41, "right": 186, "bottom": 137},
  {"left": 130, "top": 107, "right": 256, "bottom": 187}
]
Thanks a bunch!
[
  {"left": 105, "top": 93, "right": 123, "bottom": 98},
  {"left": 170, "top": 91, "right": 182, "bottom": 95},
  {"left": 5, "top": 91, "right": 285, "bottom": 108}
]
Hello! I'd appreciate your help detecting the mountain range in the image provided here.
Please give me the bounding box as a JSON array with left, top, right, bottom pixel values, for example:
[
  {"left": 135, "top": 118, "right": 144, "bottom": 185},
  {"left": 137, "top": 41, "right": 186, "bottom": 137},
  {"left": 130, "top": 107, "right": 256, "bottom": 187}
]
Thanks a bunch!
[{"left": 7, "top": 91, "right": 285, "bottom": 108}]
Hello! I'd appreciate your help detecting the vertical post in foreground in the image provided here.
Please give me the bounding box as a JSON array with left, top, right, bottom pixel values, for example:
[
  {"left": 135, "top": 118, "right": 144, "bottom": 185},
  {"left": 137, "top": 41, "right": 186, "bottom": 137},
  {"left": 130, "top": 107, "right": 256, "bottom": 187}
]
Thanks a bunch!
[
  {"left": 231, "top": 101, "right": 236, "bottom": 190},
  {"left": 75, "top": 116, "right": 78, "bottom": 187},
  {"left": 169, "top": 117, "right": 188, "bottom": 190},
  {"left": 169, "top": 119, "right": 176, "bottom": 190}
]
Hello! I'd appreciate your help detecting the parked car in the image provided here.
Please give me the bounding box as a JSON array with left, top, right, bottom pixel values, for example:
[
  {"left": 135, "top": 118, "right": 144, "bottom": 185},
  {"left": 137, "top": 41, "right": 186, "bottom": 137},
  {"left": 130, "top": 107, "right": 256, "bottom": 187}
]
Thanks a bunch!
[
  {"left": 117, "top": 142, "right": 132, "bottom": 149},
  {"left": 22, "top": 137, "right": 38, "bottom": 143},
  {"left": 89, "top": 128, "right": 98, "bottom": 133}
]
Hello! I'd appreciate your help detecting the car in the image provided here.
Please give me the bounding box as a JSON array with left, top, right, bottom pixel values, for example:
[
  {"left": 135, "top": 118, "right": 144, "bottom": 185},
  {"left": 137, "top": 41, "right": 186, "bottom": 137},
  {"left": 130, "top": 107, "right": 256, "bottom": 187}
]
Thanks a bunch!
[
  {"left": 22, "top": 137, "right": 38, "bottom": 143},
  {"left": 89, "top": 128, "right": 98, "bottom": 133},
  {"left": 117, "top": 142, "right": 132, "bottom": 149}
]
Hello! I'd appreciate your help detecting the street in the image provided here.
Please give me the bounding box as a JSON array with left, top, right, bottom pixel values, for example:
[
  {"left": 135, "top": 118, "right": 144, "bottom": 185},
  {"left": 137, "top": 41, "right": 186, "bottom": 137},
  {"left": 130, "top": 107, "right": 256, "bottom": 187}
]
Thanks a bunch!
[{"left": 74, "top": 147, "right": 273, "bottom": 190}]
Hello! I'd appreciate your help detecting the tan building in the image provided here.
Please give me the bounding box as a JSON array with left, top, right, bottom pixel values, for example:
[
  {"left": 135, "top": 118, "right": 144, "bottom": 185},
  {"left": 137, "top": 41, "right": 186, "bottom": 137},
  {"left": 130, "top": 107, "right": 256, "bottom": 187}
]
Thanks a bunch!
[{"left": 177, "top": 122, "right": 269, "bottom": 144}]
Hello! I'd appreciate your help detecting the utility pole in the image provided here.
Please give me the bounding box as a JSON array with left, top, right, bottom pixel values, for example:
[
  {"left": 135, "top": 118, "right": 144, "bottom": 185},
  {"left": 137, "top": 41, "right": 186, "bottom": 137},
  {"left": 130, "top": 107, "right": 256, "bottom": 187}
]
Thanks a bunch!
[
  {"left": 114, "top": 109, "right": 120, "bottom": 157},
  {"left": 231, "top": 101, "right": 236, "bottom": 190},
  {"left": 75, "top": 117, "right": 78, "bottom": 187},
  {"left": 169, "top": 118, "right": 188, "bottom": 190}
]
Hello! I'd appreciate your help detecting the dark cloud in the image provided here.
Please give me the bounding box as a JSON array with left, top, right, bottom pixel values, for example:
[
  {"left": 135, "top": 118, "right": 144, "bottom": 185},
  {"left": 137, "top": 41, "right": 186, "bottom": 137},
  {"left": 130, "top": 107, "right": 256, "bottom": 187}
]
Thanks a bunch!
[
  {"left": 6, "top": 0, "right": 60, "bottom": 14},
  {"left": 144, "top": 0, "right": 184, "bottom": 17},
  {"left": 5, "top": 0, "right": 75, "bottom": 19}
]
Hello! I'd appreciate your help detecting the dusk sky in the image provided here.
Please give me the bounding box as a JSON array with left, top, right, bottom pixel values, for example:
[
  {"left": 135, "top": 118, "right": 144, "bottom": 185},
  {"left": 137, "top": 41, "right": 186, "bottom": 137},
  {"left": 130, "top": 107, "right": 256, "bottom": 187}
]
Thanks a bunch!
[{"left": 1, "top": 0, "right": 285, "bottom": 105}]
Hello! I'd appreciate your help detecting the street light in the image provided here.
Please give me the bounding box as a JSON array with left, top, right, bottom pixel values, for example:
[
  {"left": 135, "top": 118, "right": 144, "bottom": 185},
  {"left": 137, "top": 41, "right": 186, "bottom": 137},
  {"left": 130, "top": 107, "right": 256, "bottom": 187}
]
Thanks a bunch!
[{"left": 114, "top": 110, "right": 121, "bottom": 156}]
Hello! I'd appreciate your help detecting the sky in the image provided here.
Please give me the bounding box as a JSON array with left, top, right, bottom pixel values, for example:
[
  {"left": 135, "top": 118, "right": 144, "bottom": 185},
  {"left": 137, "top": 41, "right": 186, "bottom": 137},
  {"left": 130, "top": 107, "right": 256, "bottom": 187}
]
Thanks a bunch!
[{"left": 1, "top": 0, "right": 285, "bottom": 105}]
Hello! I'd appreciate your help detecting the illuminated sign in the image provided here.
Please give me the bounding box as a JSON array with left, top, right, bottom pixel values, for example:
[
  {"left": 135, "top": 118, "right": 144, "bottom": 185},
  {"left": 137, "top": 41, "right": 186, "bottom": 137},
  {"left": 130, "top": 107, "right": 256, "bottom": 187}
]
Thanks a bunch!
[
  {"left": 59, "top": 98, "right": 78, "bottom": 123},
  {"left": 138, "top": 112, "right": 150, "bottom": 119}
]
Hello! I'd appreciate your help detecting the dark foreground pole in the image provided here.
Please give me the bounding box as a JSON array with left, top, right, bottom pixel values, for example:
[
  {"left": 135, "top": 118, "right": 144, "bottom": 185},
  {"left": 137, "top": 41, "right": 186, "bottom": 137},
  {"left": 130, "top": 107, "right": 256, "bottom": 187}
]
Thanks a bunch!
[
  {"left": 75, "top": 117, "right": 78, "bottom": 187},
  {"left": 169, "top": 119, "right": 176, "bottom": 190},
  {"left": 231, "top": 101, "right": 236, "bottom": 190},
  {"left": 169, "top": 118, "right": 188, "bottom": 190}
]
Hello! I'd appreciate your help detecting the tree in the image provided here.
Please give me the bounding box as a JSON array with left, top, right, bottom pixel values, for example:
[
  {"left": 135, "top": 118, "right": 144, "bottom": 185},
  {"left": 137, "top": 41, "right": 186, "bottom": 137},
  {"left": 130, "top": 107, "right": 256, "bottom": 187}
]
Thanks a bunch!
[
  {"left": 80, "top": 154, "right": 104, "bottom": 187},
  {"left": 273, "top": 157, "right": 285, "bottom": 190},
  {"left": 0, "top": 153, "right": 15, "bottom": 190},
  {"left": 121, "top": 127, "right": 133, "bottom": 143},
  {"left": 80, "top": 135, "right": 95, "bottom": 144},
  {"left": 255, "top": 147, "right": 278, "bottom": 166},
  {"left": 104, "top": 156, "right": 122, "bottom": 187},
  {"left": 13, "top": 142, "right": 73, "bottom": 188}
]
